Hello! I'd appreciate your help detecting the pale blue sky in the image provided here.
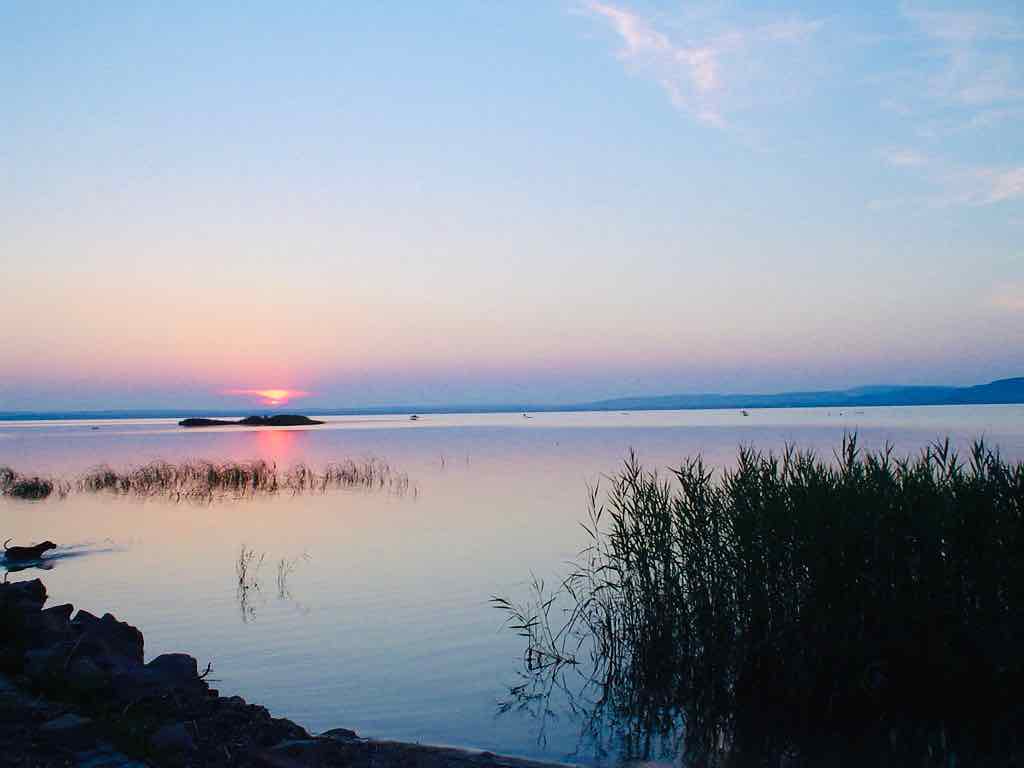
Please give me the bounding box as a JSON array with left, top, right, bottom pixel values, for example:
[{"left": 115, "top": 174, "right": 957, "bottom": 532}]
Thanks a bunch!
[{"left": 1, "top": 2, "right": 1022, "bottom": 410}]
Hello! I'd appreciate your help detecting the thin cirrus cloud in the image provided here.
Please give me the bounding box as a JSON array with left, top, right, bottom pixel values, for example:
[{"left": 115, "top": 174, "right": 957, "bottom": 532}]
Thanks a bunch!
[
  {"left": 905, "top": 5, "right": 1024, "bottom": 108},
  {"left": 873, "top": 5, "right": 1024, "bottom": 209},
  {"left": 879, "top": 148, "right": 1024, "bottom": 207},
  {"left": 583, "top": 1, "right": 822, "bottom": 127},
  {"left": 881, "top": 148, "right": 930, "bottom": 168}
]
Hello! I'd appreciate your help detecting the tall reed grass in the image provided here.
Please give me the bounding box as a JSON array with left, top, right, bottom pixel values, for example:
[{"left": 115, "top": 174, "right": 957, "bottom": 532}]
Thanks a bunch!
[
  {"left": 0, "top": 457, "right": 413, "bottom": 502},
  {"left": 496, "top": 436, "right": 1024, "bottom": 766}
]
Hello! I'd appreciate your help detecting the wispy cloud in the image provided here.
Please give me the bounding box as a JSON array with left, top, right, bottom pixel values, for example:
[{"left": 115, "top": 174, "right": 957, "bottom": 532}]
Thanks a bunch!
[
  {"left": 983, "top": 166, "right": 1024, "bottom": 204},
  {"left": 583, "top": 2, "right": 822, "bottom": 127},
  {"left": 881, "top": 148, "right": 929, "bottom": 168},
  {"left": 880, "top": 148, "right": 1024, "bottom": 207},
  {"left": 903, "top": 6, "right": 1024, "bottom": 45},
  {"left": 872, "top": 6, "right": 1024, "bottom": 210},
  {"left": 901, "top": 4, "right": 1024, "bottom": 108}
]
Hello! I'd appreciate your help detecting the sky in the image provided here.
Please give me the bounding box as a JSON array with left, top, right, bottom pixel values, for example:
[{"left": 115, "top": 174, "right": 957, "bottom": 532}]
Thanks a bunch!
[{"left": 1, "top": 1, "right": 1022, "bottom": 410}]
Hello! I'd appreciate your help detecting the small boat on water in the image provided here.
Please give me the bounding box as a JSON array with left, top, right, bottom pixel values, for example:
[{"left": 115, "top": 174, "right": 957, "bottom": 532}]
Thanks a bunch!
[{"left": 409, "top": 414, "right": 419, "bottom": 421}]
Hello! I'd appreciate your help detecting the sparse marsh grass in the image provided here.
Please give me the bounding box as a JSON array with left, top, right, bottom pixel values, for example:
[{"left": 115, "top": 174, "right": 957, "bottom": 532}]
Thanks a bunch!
[
  {"left": 1, "top": 457, "right": 413, "bottom": 502},
  {"left": 236, "top": 545, "right": 265, "bottom": 623},
  {"left": 236, "top": 545, "right": 265, "bottom": 591},
  {"left": 0, "top": 468, "right": 66, "bottom": 500},
  {"left": 496, "top": 436, "right": 1024, "bottom": 766},
  {"left": 276, "top": 552, "right": 310, "bottom": 600}
]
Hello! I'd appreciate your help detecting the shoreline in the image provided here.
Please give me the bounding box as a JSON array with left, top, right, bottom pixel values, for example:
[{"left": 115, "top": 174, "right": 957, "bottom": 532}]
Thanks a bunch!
[{"left": 0, "top": 578, "right": 571, "bottom": 768}]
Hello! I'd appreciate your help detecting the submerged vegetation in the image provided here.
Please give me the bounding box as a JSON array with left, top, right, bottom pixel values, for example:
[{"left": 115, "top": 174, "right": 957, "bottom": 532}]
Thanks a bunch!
[
  {"left": 0, "top": 458, "right": 412, "bottom": 502},
  {"left": 495, "top": 437, "right": 1024, "bottom": 766}
]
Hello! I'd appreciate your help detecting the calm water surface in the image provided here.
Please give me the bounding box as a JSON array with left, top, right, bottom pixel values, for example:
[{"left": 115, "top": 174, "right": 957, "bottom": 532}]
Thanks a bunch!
[{"left": 2, "top": 406, "right": 1023, "bottom": 763}]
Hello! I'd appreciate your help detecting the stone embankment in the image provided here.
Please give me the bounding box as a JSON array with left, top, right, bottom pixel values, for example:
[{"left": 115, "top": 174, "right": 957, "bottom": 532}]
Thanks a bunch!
[{"left": 0, "top": 579, "right": 565, "bottom": 768}]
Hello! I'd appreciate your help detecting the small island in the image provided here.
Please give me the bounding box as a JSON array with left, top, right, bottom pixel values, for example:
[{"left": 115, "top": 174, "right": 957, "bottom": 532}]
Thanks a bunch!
[{"left": 178, "top": 414, "right": 324, "bottom": 428}]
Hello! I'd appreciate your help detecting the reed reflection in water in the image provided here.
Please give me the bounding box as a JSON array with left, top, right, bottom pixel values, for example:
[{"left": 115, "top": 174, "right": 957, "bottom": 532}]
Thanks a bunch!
[{"left": 497, "top": 437, "right": 1024, "bottom": 766}]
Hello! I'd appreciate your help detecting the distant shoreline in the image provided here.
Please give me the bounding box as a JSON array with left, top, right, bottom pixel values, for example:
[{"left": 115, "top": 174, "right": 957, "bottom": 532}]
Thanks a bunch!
[{"left": 0, "top": 376, "right": 1021, "bottom": 422}]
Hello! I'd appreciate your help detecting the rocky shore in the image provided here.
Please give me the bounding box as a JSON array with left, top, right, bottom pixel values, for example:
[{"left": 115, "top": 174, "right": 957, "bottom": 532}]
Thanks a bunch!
[{"left": 0, "top": 579, "right": 566, "bottom": 768}]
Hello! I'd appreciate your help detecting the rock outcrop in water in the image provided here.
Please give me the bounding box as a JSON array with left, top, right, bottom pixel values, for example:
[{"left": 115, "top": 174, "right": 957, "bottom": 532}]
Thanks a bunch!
[
  {"left": 178, "top": 415, "right": 324, "bottom": 428},
  {"left": 0, "top": 579, "right": 561, "bottom": 768}
]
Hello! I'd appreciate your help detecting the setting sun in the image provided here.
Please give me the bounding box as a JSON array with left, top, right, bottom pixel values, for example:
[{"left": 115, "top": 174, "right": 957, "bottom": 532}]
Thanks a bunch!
[{"left": 224, "top": 388, "right": 310, "bottom": 406}]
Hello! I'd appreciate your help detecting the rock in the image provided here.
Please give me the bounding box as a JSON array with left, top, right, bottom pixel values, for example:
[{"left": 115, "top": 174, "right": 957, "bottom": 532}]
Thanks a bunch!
[
  {"left": 39, "top": 713, "right": 96, "bottom": 748},
  {"left": 71, "top": 611, "right": 144, "bottom": 669},
  {"left": 150, "top": 721, "right": 196, "bottom": 753},
  {"left": 73, "top": 749, "right": 149, "bottom": 768},
  {"left": 145, "top": 652, "right": 200, "bottom": 686},
  {"left": 110, "top": 652, "right": 207, "bottom": 702},
  {"left": 24, "top": 602, "right": 74, "bottom": 646},
  {"left": 322, "top": 727, "right": 361, "bottom": 742},
  {"left": 260, "top": 738, "right": 324, "bottom": 765},
  {"left": 41, "top": 603, "right": 74, "bottom": 623},
  {"left": 66, "top": 655, "right": 109, "bottom": 694},
  {"left": 24, "top": 643, "right": 71, "bottom": 684},
  {"left": 0, "top": 578, "right": 47, "bottom": 612},
  {"left": 40, "top": 712, "right": 93, "bottom": 731}
]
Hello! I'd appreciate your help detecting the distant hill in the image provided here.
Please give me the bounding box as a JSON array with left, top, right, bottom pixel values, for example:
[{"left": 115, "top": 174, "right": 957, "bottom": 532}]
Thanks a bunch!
[{"left": 581, "top": 377, "right": 1024, "bottom": 412}]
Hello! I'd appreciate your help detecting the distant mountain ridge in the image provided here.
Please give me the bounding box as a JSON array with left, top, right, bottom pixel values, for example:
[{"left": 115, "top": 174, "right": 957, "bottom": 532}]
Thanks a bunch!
[
  {"left": 1, "top": 378, "right": 1021, "bottom": 421},
  {"left": 581, "top": 377, "right": 1024, "bottom": 411}
]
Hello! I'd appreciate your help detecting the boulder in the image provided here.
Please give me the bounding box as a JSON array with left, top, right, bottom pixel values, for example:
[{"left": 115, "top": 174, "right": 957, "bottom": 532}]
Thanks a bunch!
[
  {"left": 65, "top": 655, "right": 109, "bottom": 695},
  {"left": 24, "top": 642, "right": 72, "bottom": 685},
  {"left": 71, "top": 611, "right": 144, "bottom": 669},
  {"left": 150, "top": 721, "right": 196, "bottom": 753},
  {"left": 0, "top": 578, "right": 47, "bottom": 613},
  {"left": 38, "top": 713, "right": 96, "bottom": 749},
  {"left": 110, "top": 653, "right": 209, "bottom": 703},
  {"left": 322, "top": 727, "right": 361, "bottom": 742},
  {"left": 41, "top": 603, "right": 74, "bottom": 623},
  {"left": 24, "top": 603, "right": 74, "bottom": 646},
  {"left": 146, "top": 653, "right": 200, "bottom": 684}
]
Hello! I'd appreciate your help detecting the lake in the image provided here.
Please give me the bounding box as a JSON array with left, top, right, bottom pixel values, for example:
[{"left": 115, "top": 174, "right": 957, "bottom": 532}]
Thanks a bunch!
[{"left": 2, "top": 405, "right": 1023, "bottom": 764}]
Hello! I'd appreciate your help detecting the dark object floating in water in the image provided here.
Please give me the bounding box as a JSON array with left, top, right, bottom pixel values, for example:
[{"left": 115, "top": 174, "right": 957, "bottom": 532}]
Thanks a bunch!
[
  {"left": 178, "top": 415, "right": 324, "bottom": 428},
  {"left": 409, "top": 414, "right": 419, "bottom": 421},
  {"left": 3, "top": 538, "right": 57, "bottom": 563}
]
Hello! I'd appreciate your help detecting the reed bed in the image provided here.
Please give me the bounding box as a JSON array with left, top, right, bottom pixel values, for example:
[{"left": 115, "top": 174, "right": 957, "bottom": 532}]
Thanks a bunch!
[
  {"left": 496, "top": 437, "right": 1024, "bottom": 766},
  {"left": 1, "top": 457, "right": 412, "bottom": 502},
  {"left": 0, "top": 467, "right": 68, "bottom": 500}
]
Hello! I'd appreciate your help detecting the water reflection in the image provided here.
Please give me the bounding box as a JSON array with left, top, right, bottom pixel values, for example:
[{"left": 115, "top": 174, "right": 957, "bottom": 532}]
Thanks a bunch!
[
  {"left": 499, "top": 440, "right": 1024, "bottom": 766},
  {"left": 236, "top": 545, "right": 265, "bottom": 623},
  {"left": 234, "top": 545, "right": 312, "bottom": 623},
  {"left": 3, "top": 409, "right": 1023, "bottom": 764},
  {"left": 255, "top": 428, "right": 302, "bottom": 465},
  {"left": 500, "top": 663, "right": 684, "bottom": 765}
]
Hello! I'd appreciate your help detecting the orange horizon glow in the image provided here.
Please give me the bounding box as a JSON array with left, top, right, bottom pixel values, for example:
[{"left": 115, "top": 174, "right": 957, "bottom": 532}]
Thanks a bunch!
[{"left": 223, "top": 388, "right": 311, "bottom": 406}]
